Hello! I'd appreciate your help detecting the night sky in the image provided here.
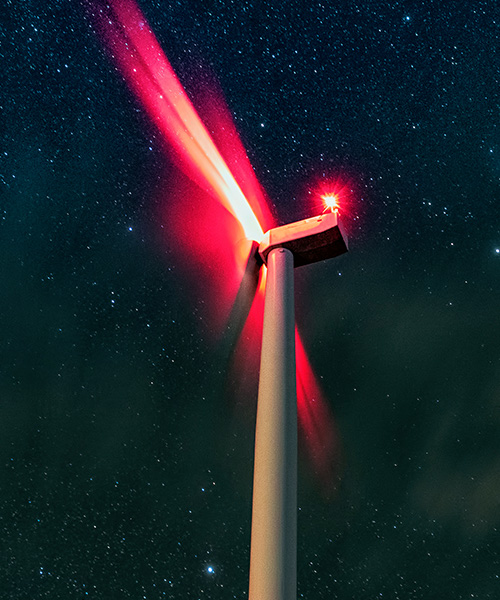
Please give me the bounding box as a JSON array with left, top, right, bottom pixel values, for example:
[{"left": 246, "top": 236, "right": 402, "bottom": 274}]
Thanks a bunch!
[{"left": 2, "top": 0, "right": 500, "bottom": 598}]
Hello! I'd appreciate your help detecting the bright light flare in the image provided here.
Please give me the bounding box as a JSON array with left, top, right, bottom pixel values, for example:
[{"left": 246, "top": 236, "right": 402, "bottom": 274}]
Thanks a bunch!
[
  {"left": 321, "top": 193, "right": 340, "bottom": 213},
  {"left": 306, "top": 175, "right": 354, "bottom": 220}
]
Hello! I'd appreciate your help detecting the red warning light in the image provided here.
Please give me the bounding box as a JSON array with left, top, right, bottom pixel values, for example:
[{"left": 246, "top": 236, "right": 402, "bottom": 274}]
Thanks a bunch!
[{"left": 321, "top": 193, "right": 340, "bottom": 213}]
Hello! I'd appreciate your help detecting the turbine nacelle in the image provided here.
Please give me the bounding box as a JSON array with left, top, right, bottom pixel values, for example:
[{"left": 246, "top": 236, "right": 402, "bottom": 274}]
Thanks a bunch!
[{"left": 259, "top": 211, "right": 348, "bottom": 268}]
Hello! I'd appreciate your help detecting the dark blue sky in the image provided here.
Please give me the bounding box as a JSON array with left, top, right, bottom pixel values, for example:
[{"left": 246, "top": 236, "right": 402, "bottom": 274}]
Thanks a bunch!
[{"left": 1, "top": 0, "right": 499, "bottom": 598}]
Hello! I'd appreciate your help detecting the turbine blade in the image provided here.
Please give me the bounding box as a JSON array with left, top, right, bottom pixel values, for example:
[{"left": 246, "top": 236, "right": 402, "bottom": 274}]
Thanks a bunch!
[
  {"left": 87, "top": 0, "right": 264, "bottom": 242},
  {"left": 88, "top": 0, "right": 342, "bottom": 492},
  {"left": 295, "top": 328, "right": 342, "bottom": 497},
  {"left": 219, "top": 241, "right": 262, "bottom": 358}
]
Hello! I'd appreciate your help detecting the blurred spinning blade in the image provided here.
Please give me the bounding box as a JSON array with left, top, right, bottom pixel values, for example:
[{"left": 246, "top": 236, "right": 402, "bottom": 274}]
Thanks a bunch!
[{"left": 88, "top": 0, "right": 342, "bottom": 490}]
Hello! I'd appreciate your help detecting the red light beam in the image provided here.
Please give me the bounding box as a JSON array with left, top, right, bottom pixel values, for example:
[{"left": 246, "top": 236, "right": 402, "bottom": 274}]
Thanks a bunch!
[{"left": 88, "top": 0, "right": 264, "bottom": 243}]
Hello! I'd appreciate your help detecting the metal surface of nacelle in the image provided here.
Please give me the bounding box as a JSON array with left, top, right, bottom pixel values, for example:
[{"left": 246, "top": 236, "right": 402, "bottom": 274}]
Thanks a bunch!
[{"left": 259, "top": 211, "right": 348, "bottom": 268}]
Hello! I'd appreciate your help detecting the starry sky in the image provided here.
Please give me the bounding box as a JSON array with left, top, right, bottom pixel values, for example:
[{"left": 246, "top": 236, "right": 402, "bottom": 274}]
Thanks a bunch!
[{"left": 1, "top": 0, "right": 500, "bottom": 598}]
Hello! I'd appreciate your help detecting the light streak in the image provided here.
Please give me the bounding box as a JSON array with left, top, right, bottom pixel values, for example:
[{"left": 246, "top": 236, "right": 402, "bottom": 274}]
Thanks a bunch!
[
  {"left": 90, "top": 0, "right": 341, "bottom": 490},
  {"left": 321, "top": 193, "right": 339, "bottom": 213},
  {"left": 296, "top": 329, "right": 340, "bottom": 494},
  {"left": 89, "top": 0, "right": 264, "bottom": 242}
]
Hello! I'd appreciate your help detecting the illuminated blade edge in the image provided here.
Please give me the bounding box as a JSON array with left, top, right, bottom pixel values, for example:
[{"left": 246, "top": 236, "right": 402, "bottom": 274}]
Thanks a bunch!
[{"left": 107, "top": 0, "right": 264, "bottom": 241}]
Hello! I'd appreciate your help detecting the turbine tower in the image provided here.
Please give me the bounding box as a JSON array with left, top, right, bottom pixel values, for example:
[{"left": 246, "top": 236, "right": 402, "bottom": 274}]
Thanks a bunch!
[{"left": 249, "top": 212, "right": 348, "bottom": 600}]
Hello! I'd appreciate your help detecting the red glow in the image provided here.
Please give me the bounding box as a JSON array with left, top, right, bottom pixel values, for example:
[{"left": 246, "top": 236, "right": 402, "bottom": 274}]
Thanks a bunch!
[
  {"left": 296, "top": 329, "right": 341, "bottom": 494},
  {"left": 90, "top": 0, "right": 341, "bottom": 490},
  {"left": 90, "top": 0, "right": 265, "bottom": 243},
  {"left": 158, "top": 174, "right": 251, "bottom": 332},
  {"left": 307, "top": 176, "right": 353, "bottom": 219},
  {"left": 188, "top": 73, "right": 275, "bottom": 234}
]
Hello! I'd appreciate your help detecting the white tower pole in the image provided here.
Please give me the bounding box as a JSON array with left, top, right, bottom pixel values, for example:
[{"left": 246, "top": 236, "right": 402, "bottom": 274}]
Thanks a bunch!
[{"left": 249, "top": 246, "right": 297, "bottom": 600}]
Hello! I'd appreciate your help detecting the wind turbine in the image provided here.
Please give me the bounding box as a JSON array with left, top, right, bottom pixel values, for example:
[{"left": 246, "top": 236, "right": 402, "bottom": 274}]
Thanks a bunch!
[{"left": 88, "top": 1, "right": 349, "bottom": 598}]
